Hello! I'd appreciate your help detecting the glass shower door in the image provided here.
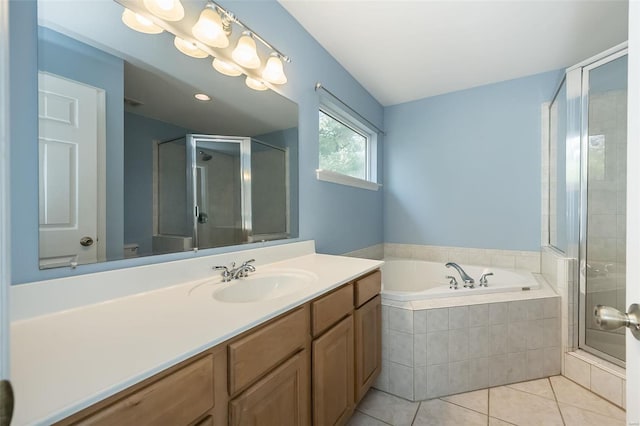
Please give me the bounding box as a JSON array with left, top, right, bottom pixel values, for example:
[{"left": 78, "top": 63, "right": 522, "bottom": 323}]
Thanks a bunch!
[
  {"left": 580, "top": 52, "right": 628, "bottom": 364},
  {"left": 187, "top": 135, "right": 251, "bottom": 249}
]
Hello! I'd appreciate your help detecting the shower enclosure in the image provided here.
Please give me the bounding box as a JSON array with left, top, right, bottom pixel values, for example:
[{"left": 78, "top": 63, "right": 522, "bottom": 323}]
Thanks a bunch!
[
  {"left": 549, "top": 43, "right": 628, "bottom": 366},
  {"left": 155, "top": 134, "right": 289, "bottom": 254}
]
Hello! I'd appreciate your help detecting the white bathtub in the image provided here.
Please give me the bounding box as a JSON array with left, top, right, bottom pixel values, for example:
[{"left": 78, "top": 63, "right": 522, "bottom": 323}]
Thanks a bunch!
[{"left": 381, "top": 259, "right": 539, "bottom": 301}]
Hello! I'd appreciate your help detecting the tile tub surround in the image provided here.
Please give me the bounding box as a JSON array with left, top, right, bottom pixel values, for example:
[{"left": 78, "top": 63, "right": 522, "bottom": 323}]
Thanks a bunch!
[
  {"left": 375, "top": 295, "right": 561, "bottom": 401},
  {"left": 384, "top": 243, "right": 541, "bottom": 273},
  {"left": 541, "top": 247, "right": 578, "bottom": 359},
  {"left": 343, "top": 243, "right": 385, "bottom": 260}
]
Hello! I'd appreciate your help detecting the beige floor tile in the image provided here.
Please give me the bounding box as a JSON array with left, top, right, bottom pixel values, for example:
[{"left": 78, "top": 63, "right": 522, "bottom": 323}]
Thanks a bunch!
[
  {"left": 549, "top": 375, "right": 626, "bottom": 421},
  {"left": 489, "top": 417, "right": 515, "bottom": 426},
  {"left": 559, "top": 403, "right": 626, "bottom": 426},
  {"left": 441, "top": 389, "right": 488, "bottom": 414},
  {"left": 489, "top": 386, "right": 563, "bottom": 426},
  {"left": 507, "top": 377, "right": 555, "bottom": 400},
  {"left": 356, "top": 389, "right": 419, "bottom": 426},
  {"left": 348, "top": 411, "right": 391, "bottom": 426},
  {"left": 413, "top": 399, "right": 487, "bottom": 426}
]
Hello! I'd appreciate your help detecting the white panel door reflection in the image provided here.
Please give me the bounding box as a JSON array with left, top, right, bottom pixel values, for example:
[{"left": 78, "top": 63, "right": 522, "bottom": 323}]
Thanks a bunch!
[{"left": 38, "top": 72, "right": 104, "bottom": 268}]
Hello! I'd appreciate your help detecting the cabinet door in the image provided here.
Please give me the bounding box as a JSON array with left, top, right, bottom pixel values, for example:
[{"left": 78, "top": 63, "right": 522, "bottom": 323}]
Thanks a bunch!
[
  {"left": 229, "top": 350, "right": 310, "bottom": 426},
  {"left": 354, "top": 295, "right": 381, "bottom": 403},
  {"left": 312, "top": 315, "right": 354, "bottom": 426}
]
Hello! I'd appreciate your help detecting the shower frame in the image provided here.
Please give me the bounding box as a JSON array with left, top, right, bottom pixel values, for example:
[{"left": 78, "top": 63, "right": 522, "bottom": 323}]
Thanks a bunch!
[
  {"left": 562, "top": 43, "right": 628, "bottom": 367},
  {"left": 186, "top": 134, "right": 252, "bottom": 249}
]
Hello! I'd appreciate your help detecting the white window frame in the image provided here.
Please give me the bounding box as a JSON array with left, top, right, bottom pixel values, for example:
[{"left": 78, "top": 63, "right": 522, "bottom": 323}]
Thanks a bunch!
[{"left": 317, "top": 97, "right": 380, "bottom": 191}]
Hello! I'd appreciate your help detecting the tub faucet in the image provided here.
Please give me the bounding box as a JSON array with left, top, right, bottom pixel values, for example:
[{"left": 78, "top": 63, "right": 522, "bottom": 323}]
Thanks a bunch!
[{"left": 445, "top": 262, "right": 475, "bottom": 287}]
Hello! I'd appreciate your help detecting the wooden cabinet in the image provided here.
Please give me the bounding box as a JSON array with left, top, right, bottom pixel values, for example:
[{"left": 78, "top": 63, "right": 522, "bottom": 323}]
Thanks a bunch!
[
  {"left": 58, "top": 345, "right": 227, "bottom": 426},
  {"left": 228, "top": 306, "right": 309, "bottom": 396},
  {"left": 312, "top": 315, "right": 354, "bottom": 426},
  {"left": 354, "top": 270, "right": 381, "bottom": 308},
  {"left": 229, "top": 350, "right": 310, "bottom": 426},
  {"left": 228, "top": 306, "right": 311, "bottom": 426},
  {"left": 354, "top": 295, "right": 382, "bottom": 403},
  {"left": 311, "top": 284, "right": 353, "bottom": 337},
  {"left": 58, "top": 269, "right": 381, "bottom": 426}
]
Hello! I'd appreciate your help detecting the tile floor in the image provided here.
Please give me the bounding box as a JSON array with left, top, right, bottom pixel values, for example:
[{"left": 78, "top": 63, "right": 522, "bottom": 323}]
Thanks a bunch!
[{"left": 348, "top": 375, "right": 626, "bottom": 426}]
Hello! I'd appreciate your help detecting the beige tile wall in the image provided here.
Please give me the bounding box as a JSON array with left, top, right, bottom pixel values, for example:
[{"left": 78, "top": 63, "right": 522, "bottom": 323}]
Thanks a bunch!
[
  {"left": 384, "top": 243, "right": 541, "bottom": 273},
  {"left": 375, "top": 297, "right": 561, "bottom": 401}
]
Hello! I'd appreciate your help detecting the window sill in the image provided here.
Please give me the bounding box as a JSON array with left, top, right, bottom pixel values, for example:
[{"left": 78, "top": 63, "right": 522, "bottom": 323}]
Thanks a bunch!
[{"left": 316, "top": 169, "right": 381, "bottom": 191}]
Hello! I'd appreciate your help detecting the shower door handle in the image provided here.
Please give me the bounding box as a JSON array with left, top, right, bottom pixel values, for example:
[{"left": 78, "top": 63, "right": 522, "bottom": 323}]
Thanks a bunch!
[{"left": 593, "top": 304, "right": 640, "bottom": 340}]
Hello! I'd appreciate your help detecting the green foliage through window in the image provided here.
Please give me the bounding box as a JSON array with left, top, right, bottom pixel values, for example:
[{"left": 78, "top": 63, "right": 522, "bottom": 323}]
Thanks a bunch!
[{"left": 319, "top": 110, "right": 367, "bottom": 180}]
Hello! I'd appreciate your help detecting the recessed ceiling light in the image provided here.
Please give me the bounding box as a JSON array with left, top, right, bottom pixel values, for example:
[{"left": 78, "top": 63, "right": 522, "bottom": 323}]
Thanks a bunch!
[{"left": 194, "top": 93, "right": 211, "bottom": 101}]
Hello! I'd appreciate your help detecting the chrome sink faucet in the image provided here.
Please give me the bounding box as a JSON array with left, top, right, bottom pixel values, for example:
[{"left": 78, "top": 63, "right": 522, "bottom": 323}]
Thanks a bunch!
[
  {"left": 445, "top": 262, "right": 474, "bottom": 287},
  {"left": 232, "top": 259, "right": 256, "bottom": 279},
  {"left": 213, "top": 259, "right": 256, "bottom": 282}
]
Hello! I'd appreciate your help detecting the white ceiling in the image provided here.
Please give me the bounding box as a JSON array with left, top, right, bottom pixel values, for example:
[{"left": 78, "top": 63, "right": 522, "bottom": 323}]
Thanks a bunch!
[{"left": 278, "top": 0, "right": 629, "bottom": 106}]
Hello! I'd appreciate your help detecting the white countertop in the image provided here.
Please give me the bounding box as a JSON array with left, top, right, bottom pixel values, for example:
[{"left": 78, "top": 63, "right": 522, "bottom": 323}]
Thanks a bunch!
[{"left": 10, "top": 251, "right": 383, "bottom": 425}]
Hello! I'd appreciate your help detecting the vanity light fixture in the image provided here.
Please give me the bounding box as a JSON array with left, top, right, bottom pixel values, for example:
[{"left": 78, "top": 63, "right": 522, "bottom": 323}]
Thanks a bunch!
[
  {"left": 262, "top": 53, "right": 287, "bottom": 85},
  {"left": 121, "top": 8, "right": 163, "bottom": 34},
  {"left": 245, "top": 76, "right": 267, "bottom": 91},
  {"left": 212, "top": 58, "right": 242, "bottom": 77},
  {"left": 232, "top": 32, "right": 261, "bottom": 69},
  {"left": 192, "top": 5, "right": 229, "bottom": 48},
  {"left": 117, "top": 0, "right": 290, "bottom": 92},
  {"left": 143, "top": 0, "right": 184, "bottom": 22},
  {"left": 174, "top": 37, "right": 208, "bottom": 58},
  {"left": 194, "top": 93, "right": 211, "bottom": 101}
]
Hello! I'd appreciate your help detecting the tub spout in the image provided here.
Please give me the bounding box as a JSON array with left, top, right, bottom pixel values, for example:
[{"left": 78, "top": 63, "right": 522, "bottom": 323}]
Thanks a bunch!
[{"left": 445, "top": 262, "right": 475, "bottom": 286}]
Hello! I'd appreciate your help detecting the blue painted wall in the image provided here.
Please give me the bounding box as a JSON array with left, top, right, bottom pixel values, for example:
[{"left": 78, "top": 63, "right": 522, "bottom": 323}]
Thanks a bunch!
[
  {"left": 383, "top": 70, "right": 563, "bottom": 251},
  {"left": 38, "top": 26, "right": 125, "bottom": 260},
  {"left": 9, "top": 0, "right": 384, "bottom": 284}
]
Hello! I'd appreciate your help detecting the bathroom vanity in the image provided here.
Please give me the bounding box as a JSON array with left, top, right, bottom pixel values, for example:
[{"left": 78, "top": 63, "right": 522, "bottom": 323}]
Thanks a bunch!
[{"left": 10, "top": 242, "right": 382, "bottom": 425}]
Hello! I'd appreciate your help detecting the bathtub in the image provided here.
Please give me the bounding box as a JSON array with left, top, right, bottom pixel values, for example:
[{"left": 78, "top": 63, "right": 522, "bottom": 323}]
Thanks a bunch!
[
  {"left": 375, "top": 258, "right": 559, "bottom": 402},
  {"left": 381, "top": 259, "right": 540, "bottom": 301}
]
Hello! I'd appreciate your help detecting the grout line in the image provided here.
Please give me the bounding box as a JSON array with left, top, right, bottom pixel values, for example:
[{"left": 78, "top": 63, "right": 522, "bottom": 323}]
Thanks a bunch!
[
  {"left": 548, "top": 377, "right": 567, "bottom": 426},
  {"left": 410, "top": 401, "right": 421, "bottom": 425},
  {"left": 487, "top": 386, "right": 491, "bottom": 426},
  {"left": 504, "top": 382, "right": 556, "bottom": 401},
  {"left": 555, "top": 375, "right": 627, "bottom": 416},
  {"left": 355, "top": 410, "right": 394, "bottom": 426},
  {"left": 438, "top": 392, "right": 490, "bottom": 417}
]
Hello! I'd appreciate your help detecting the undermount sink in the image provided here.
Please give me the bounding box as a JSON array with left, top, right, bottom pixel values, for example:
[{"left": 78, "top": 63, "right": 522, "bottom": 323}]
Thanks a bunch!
[{"left": 211, "top": 269, "right": 318, "bottom": 303}]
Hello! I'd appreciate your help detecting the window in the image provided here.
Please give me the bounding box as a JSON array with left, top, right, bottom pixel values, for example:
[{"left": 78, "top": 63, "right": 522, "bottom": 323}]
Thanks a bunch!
[
  {"left": 319, "top": 110, "right": 367, "bottom": 179},
  {"left": 317, "top": 101, "right": 379, "bottom": 191}
]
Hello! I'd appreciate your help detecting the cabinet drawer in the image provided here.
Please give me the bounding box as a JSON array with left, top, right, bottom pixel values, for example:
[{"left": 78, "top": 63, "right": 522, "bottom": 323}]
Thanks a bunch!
[
  {"left": 228, "top": 306, "right": 309, "bottom": 395},
  {"left": 77, "top": 355, "right": 214, "bottom": 426},
  {"left": 354, "top": 270, "right": 381, "bottom": 307},
  {"left": 312, "top": 284, "right": 353, "bottom": 337}
]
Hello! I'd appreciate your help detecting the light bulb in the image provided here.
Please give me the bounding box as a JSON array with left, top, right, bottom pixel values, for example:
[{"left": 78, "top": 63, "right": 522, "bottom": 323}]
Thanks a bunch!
[
  {"left": 245, "top": 77, "right": 267, "bottom": 91},
  {"left": 212, "top": 58, "right": 242, "bottom": 77},
  {"left": 143, "top": 0, "right": 184, "bottom": 21},
  {"left": 121, "top": 9, "right": 163, "bottom": 34},
  {"left": 192, "top": 7, "right": 229, "bottom": 48},
  {"left": 262, "top": 53, "right": 287, "bottom": 85},
  {"left": 174, "top": 37, "right": 208, "bottom": 58},
  {"left": 232, "top": 33, "right": 261, "bottom": 69},
  {"left": 194, "top": 93, "right": 211, "bottom": 101}
]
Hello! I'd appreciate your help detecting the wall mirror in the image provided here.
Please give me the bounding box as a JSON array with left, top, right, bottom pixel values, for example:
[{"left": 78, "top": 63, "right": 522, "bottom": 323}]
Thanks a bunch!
[{"left": 37, "top": 0, "right": 299, "bottom": 269}]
